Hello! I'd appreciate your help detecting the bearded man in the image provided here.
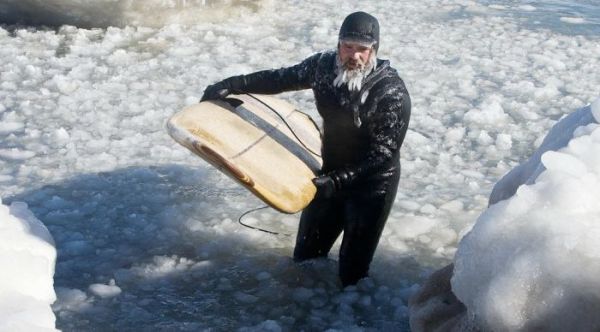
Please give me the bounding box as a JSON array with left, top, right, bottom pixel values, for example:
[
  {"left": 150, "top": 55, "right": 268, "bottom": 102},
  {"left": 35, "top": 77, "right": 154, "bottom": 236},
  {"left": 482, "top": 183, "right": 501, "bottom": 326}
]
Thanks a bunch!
[{"left": 201, "top": 12, "right": 411, "bottom": 287}]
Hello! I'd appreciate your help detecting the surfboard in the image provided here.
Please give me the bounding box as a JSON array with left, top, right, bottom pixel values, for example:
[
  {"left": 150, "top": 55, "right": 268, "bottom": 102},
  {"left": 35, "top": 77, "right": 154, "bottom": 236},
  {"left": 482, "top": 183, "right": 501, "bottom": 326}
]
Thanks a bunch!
[{"left": 167, "top": 94, "right": 323, "bottom": 214}]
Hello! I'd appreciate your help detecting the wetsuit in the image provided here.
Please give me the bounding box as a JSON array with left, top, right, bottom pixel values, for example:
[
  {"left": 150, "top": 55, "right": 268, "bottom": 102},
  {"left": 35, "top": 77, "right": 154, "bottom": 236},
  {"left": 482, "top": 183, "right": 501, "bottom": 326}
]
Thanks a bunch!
[{"left": 203, "top": 51, "right": 411, "bottom": 286}]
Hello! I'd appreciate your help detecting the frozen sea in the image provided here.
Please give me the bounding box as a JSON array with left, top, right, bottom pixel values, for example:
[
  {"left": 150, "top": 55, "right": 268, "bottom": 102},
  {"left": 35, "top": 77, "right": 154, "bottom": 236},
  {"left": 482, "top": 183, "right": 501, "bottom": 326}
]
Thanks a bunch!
[{"left": 1, "top": 0, "right": 599, "bottom": 331}]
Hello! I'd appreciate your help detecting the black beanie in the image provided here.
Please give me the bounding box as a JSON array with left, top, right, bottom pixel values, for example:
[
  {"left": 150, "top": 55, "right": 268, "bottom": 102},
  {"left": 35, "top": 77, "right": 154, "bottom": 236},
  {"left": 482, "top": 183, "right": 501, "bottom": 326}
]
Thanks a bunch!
[{"left": 338, "top": 12, "right": 380, "bottom": 51}]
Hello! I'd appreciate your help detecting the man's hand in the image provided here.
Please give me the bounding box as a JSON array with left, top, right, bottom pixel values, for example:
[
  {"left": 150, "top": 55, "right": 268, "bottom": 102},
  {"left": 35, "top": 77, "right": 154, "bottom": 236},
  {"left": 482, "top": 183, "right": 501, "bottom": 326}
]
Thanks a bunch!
[
  {"left": 200, "top": 81, "right": 231, "bottom": 102},
  {"left": 312, "top": 168, "right": 356, "bottom": 200},
  {"left": 312, "top": 174, "right": 336, "bottom": 199}
]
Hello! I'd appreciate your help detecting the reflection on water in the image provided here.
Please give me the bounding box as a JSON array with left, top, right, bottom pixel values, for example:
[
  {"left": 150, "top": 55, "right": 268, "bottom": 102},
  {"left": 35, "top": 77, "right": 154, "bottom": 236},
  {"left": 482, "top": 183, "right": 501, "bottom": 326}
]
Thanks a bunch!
[{"left": 0, "top": 0, "right": 266, "bottom": 29}]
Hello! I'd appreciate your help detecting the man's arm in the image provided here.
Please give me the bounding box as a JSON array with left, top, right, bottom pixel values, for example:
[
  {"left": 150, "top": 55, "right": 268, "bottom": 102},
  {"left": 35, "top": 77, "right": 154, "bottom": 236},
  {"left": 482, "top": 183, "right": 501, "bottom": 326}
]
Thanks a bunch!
[
  {"left": 353, "top": 90, "right": 411, "bottom": 177},
  {"left": 201, "top": 53, "right": 320, "bottom": 101}
]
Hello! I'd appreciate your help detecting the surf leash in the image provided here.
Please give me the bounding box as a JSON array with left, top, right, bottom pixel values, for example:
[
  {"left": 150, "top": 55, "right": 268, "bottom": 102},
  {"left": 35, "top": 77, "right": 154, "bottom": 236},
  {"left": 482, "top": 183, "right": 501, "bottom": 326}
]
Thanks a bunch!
[
  {"left": 236, "top": 94, "right": 317, "bottom": 237},
  {"left": 245, "top": 93, "right": 322, "bottom": 158},
  {"left": 238, "top": 205, "right": 292, "bottom": 237}
]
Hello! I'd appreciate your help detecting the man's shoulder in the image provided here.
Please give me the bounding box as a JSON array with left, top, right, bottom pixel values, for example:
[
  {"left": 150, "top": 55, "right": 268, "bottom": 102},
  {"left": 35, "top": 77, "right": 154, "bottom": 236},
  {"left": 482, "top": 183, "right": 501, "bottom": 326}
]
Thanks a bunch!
[
  {"left": 371, "top": 61, "right": 407, "bottom": 91},
  {"left": 295, "top": 51, "right": 336, "bottom": 80},
  {"left": 365, "top": 61, "right": 409, "bottom": 111},
  {"left": 376, "top": 60, "right": 402, "bottom": 79},
  {"left": 303, "top": 50, "right": 336, "bottom": 64}
]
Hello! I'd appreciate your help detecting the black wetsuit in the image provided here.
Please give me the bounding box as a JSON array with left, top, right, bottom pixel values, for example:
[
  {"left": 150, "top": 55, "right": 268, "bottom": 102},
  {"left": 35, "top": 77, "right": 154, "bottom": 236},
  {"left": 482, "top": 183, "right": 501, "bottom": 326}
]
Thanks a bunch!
[{"left": 212, "top": 51, "right": 411, "bottom": 286}]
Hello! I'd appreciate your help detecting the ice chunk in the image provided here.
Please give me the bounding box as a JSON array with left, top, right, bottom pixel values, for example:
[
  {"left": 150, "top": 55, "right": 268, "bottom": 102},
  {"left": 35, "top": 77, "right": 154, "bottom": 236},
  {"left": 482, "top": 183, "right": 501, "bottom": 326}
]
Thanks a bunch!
[
  {"left": 0, "top": 199, "right": 58, "bottom": 331},
  {"left": 453, "top": 121, "right": 600, "bottom": 330},
  {"left": 89, "top": 280, "right": 122, "bottom": 299}
]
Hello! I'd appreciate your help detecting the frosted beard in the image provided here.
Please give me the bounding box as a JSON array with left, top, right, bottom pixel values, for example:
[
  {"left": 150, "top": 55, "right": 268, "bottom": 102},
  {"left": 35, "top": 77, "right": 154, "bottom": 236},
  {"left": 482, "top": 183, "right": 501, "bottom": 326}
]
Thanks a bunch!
[{"left": 333, "top": 49, "right": 377, "bottom": 92}]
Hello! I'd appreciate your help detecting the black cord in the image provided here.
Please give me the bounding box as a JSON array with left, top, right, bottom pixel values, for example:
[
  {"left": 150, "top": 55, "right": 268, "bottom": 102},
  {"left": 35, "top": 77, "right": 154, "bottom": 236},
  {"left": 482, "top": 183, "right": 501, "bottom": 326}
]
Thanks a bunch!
[
  {"left": 245, "top": 93, "right": 322, "bottom": 158},
  {"left": 238, "top": 205, "right": 292, "bottom": 236},
  {"left": 236, "top": 94, "right": 317, "bottom": 237}
]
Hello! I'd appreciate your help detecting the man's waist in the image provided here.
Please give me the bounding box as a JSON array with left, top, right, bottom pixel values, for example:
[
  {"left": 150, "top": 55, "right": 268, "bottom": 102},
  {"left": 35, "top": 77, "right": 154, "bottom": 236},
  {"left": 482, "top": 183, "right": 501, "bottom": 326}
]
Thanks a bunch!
[{"left": 322, "top": 156, "right": 399, "bottom": 174}]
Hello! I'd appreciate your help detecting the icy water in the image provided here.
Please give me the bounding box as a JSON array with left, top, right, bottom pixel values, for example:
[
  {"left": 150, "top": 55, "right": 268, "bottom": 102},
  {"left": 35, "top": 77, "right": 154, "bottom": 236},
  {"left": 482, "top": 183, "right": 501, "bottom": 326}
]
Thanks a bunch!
[
  {"left": 0, "top": 0, "right": 599, "bottom": 331},
  {"left": 477, "top": 0, "right": 600, "bottom": 35}
]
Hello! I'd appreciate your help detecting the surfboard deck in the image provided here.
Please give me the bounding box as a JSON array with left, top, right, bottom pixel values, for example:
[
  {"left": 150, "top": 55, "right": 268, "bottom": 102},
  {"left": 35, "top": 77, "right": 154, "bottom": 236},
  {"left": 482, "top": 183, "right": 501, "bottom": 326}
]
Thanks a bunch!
[{"left": 167, "top": 94, "right": 322, "bottom": 214}]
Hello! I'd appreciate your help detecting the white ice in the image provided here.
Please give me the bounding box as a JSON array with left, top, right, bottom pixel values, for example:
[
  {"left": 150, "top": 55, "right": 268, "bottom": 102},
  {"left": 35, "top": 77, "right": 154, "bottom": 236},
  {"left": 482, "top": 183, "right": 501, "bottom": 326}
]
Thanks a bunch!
[
  {"left": 452, "top": 99, "right": 600, "bottom": 330},
  {"left": 0, "top": 199, "right": 58, "bottom": 332},
  {"left": 0, "top": 0, "right": 599, "bottom": 330}
]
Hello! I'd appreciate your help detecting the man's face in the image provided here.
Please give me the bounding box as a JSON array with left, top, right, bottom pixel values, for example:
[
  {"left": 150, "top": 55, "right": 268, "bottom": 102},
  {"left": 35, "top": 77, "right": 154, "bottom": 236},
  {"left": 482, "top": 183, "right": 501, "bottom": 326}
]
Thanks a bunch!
[{"left": 338, "top": 41, "right": 373, "bottom": 70}]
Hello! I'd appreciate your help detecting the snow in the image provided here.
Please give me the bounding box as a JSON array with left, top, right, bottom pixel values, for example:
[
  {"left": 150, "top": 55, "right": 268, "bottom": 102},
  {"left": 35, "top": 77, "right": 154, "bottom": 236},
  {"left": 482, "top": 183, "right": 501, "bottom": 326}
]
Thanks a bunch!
[
  {"left": 452, "top": 101, "right": 600, "bottom": 330},
  {"left": 487, "top": 104, "right": 598, "bottom": 204},
  {"left": 0, "top": 0, "right": 599, "bottom": 330},
  {"left": 0, "top": 199, "right": 58, "bottom": 332}
]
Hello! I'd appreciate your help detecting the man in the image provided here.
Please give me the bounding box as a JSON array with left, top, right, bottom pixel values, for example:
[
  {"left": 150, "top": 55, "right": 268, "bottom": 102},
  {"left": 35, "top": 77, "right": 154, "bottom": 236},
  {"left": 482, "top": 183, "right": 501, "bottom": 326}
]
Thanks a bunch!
[{"left": 201, "top": 12, "right": 411, "bottom": 287}]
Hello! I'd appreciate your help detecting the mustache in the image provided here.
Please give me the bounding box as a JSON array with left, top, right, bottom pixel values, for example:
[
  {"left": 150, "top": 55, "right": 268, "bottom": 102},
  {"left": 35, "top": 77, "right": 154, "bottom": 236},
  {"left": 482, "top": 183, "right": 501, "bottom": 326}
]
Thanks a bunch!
[
  {"left": 343, "top": 58, "right": 365, "bottom": 68},
  {"left": 334, "top": 57, "right": 376, "bottom": 92}
]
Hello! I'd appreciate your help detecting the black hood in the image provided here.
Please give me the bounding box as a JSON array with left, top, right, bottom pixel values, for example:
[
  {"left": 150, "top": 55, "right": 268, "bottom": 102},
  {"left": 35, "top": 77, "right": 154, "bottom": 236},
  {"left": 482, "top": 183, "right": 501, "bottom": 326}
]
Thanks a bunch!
[{"left": 338, "top": 11, "right": 380, "bottom": 51}]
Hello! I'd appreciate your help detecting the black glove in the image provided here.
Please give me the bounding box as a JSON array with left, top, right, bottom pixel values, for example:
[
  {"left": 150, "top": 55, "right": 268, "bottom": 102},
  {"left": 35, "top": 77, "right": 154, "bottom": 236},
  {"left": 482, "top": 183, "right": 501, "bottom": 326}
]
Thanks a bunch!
[
  {"left": 312, "top": 168, "right": 356, "bottom": 199},
  {"left": 200, "top": 81, "right": 232, "bottom": 102},
  {"left": 312, "top": 174, "right": 336, "bottom": 199},
  {"left": 200, "top": 75, "right": 249, "bottom": 102}
]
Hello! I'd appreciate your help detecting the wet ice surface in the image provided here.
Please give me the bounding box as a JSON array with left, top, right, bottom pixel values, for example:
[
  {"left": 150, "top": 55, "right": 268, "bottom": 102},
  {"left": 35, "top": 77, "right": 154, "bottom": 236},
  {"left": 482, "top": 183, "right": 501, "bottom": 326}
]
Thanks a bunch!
[{"left": 1, "top": 0, "right": 599, "bottom": 330}]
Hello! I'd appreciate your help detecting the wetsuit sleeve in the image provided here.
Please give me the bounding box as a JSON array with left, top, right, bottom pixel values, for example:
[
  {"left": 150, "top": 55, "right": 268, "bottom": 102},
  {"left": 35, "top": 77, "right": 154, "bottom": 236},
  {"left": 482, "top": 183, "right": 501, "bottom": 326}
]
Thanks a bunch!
[
  {"left": 220, "top": 53, "right": 320, "bottom": 94},
  {"left": 349, "top": 88, "right": 411, "bottom": 180}
]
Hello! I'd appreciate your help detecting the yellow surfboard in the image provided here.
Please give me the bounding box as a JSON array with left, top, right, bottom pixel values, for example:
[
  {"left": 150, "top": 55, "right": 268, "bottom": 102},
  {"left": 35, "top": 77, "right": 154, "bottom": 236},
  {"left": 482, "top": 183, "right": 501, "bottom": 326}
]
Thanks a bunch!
[{"left": 167, "top": 94, "right": 322, "bottom": 214}]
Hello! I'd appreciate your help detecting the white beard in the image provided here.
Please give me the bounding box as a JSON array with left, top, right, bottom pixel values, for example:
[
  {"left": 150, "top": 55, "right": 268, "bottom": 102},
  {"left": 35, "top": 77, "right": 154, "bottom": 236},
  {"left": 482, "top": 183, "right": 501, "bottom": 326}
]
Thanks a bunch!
[{"left": 333, "top": 51, "right": 377, "bottom": 92}]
